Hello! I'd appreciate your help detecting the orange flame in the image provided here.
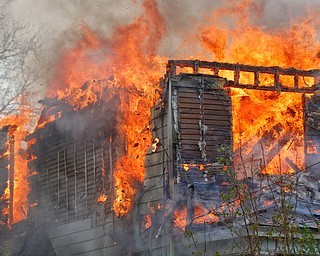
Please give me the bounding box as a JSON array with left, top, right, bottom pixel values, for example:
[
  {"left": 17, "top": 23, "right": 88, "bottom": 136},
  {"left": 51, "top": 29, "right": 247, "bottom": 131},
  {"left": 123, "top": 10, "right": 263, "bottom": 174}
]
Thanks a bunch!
[
  {"left": 182, "top": 164, "right": 207, "bottom": 172},
  {"left": 145, "top": 214, "right": 152, "bottom": 229},
  {"left": 194, "top": 205, "right": 219, "bottom": 225},
  {"left": 196, "top": 1, "right": 320, "bottom": 175},
  {"left": 44, "top": 0, "right": 166, "bottom": 217},
  {"left": 263, "top": 200, "right": 274, "bottom": 207},
  {"left": 173, "top": 205, "right": 219, "bottom": 230},
  {"left": 4, "top": 0, "right": 320, "bottom": 225},
  {"left": 172, "top": 207, "right": 187, "bottom": 230},
  {"left": 43, "top": 0, "right": 320, "bottom": 217},
  {"left": 0, "top": 112, "right": 32, "bottom": 224},
  {"left": 232, "top": 89, "right": 304, "bottom": 175},
  {"left": 97, "top": 194, "right": 108, "bottom": 204}
]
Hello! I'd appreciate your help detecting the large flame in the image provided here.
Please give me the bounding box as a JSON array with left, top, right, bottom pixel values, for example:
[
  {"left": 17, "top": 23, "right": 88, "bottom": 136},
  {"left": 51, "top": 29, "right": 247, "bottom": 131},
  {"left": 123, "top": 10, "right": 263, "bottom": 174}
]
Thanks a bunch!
[
  {"left": 232, "top": 89, "right": 304, "bottom": 175},
  {"left": 198, "top": 1, "right": 320, "bottom": 174},
  {"left": 2, "top": 0, "right": 320, "bottom": 223},
  {"left": 0, "top": 110, "right": 32, "bottom": 224},
  {"left": 45, "top": 0, "right": 166, "bottom": 216}
]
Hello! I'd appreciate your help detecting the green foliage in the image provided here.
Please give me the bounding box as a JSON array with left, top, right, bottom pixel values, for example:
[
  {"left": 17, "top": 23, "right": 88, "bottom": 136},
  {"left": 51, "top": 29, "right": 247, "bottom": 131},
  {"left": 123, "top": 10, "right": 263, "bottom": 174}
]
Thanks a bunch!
[
  {"left": 184, "top": 230, "right": 204, "bottom": 256},
  {"left": 296, "top": 225, "right": 320, "bottom": 255},
  {"left": 218, "top": 144, "right": 320, "bottom": 255},
  {"left": 184, "top": 229, "right": 194, "bottom": 238},
  {"left": 0, "top": 240, "right": 8, "bottom": 256}
]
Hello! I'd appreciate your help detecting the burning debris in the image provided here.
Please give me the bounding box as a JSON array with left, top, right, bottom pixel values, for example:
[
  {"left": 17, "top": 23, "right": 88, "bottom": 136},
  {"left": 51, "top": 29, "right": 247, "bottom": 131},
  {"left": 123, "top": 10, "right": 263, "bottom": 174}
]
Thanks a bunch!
[
  {"left": 0, "top": 57, "right": 318, "bottom": 255},
  {"left": 97, "top": 194, "right": 108, "bottom": 205},
  {"left": 2, "top": 0, "right": 320, "bottom": 255},
  {"left": 1, "top": 57, "right": 320, "bottom": 255},
  {"left": 138, "top": 60, "right": 320, "bottom": 255},
  {"left": 151, "top": 137, "right": 161, "bottom": 153}
]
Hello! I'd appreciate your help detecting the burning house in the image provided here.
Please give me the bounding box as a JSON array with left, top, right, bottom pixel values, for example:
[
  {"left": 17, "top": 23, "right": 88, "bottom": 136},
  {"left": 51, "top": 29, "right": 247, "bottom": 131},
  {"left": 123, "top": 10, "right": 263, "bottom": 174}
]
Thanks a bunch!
[{"left": 1, "top": 59, "right": 320, "bottom": 255}]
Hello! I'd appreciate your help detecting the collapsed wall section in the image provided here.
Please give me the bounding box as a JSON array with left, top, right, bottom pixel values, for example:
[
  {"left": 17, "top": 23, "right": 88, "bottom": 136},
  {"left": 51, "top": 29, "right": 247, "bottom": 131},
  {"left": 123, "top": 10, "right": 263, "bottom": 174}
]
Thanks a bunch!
[
  {"left": 24, "top": 92, "right": 131, "bottom": 255},
  {"left": 30, "top": 131, "right": 113, "bottom": 224},
  {"left": 304, "top": 94, "right": 320, "bottom": 174},
  {"left": 28, "top": 105, "right": 117, "bottom": 225}
]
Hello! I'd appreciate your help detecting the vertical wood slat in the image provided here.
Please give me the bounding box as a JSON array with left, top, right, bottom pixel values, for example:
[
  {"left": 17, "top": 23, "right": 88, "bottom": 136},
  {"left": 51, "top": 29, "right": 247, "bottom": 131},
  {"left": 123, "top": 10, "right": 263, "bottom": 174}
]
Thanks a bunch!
[
  {"left": 84, "top": 140, "right": 88, "bottom": 218},
  {"left": 167, "top": 79, "right": 174, "bottom": 198},
  {"left": 57, "top": 149, "right": 60, "bottom": 220},
  {"left": 46, "top": 169, "right": 50, "bottom": 220},
  {"left": 37, "top": 135, "right": 110, "bottom": 224},
  {"left": 213, "top": 67, "right": 219, "bottom": 76},
  {"left": 74, "top": 143, "right": 78, "bottom": 220},
  {"left": 92, "top": 141, "right": 97, "bottom": 227},
  {"left": 8, "top": 132, "right": 14, "bottom": 226},
  {"left": 254, "top": 72, "right": 260, "bottom": 86},
  {"left": 64, "top": 148, "right": 69, "bottom": 223},
  {"left": 101, "top": 141, "right": 105, "bottom": 192},
  {"left": 234, "top": 66, "right": 240, "bottom": 85},
  {"left": 294, "top": 75, "right": 299, "bottom": 89},
  {"left": 109, "top": 135, "right": 115, "bottom": 236}
]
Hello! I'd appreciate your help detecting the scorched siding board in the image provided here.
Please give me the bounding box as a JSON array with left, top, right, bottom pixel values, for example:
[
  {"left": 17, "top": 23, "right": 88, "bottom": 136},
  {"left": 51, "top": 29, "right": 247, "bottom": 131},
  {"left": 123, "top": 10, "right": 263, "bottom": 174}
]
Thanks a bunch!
[
  {"left": 51, "top": 225, "right": 105, "bottom": 249},
  {"left": 47, "top": 218, "right": 92, "bottom": 239},
  {"left": 35, "top": 132, "right": 113, "bottom": 225},
  {"left": 175, "top": 74, "right": 232, "bottom": 163},
  {"left": 138, "top": 102, "right": 171, "bottom": 254},
  {"left": 54, "top": 235, "right": 114, "bottom": 256}
]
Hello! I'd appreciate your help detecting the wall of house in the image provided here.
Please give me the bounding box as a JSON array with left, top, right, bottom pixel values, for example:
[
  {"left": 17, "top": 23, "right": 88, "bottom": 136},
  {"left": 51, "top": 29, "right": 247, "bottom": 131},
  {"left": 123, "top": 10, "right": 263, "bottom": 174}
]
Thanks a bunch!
[
  {"left": 137, "top": 73, "right": 233, "bottom": 256},
  {"left": 26, "top": 102, "right": 123, "bottom": 255},
  {"left": 135, "top": 100, "right": 173, "bottom": 255},
  {"left": 46, "top": 213, "right": 123, "bottom": 256}
]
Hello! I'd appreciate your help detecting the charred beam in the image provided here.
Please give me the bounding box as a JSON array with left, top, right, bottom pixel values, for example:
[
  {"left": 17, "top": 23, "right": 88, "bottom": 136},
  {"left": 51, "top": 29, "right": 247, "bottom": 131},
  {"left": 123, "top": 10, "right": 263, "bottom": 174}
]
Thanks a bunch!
[
  {"left": 167, "top": 60, "right": 320, "bottom": 93},
  {"left": 235, "top": 123, "right": 291, "bottom": 171},
  {"left": 8, "top": 126, "right": 16, "bottom": 226},
  {"left": 168, "top": 60, "right": 320, "bottom": 78}
]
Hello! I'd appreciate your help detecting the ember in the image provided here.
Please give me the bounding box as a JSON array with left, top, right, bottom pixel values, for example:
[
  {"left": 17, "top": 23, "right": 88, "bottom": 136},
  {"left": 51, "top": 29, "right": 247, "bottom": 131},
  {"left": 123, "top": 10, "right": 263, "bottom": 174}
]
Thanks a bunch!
[
  {"left": 173, "top": 205, "right": 219, "bottom": 230},
  {"left": 144, "top": 214, "right": 152, "bottom": 229},
  {"left": 97, "top": 194, "right": 107, "bottom": 204},
  {"left": 151, "top": 137, "right": 160, "bottom": 153}
]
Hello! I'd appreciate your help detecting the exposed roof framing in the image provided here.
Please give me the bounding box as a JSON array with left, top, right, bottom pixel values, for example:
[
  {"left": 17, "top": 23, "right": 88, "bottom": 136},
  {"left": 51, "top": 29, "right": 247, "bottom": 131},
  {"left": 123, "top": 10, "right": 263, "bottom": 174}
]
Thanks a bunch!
[{"left": 167, "top": 59, "right": 320, "bottom": 93}]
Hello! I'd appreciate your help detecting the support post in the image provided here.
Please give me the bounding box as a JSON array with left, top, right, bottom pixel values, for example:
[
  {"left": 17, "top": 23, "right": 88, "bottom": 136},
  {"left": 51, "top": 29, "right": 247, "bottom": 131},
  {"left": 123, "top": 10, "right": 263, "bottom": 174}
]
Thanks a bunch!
[
  {"left": 92, "top": 141, "right": 97, "bottom": 227},
  {"left": 186, "top": 185, "right": 195, "bottom": 229},
  {"left": 73, "top": 143, "right": 78, "bottom": 220},
  {"left": 167, "top": 78, "right": 174, "bottom": 199},
  {"left": 63, "top": 149, "right": 69, "bottom": 222},
  {"left": 167, "top": 78, "right": 175, "bottom": 256},
  {"left": 84, "top": 139, "right": 88, "bottom": 217},
  {"left": 254, "top": 72, "right": 260, "bottom": 86},
  {"left": 57, "top": 149, "right": 60, "bottom": 221},
  {"left": 8, "top": 127, "right": 15, "bottom": 226},
  {"left": 109, "top": 135, "right": 116, "bottom": 241}
]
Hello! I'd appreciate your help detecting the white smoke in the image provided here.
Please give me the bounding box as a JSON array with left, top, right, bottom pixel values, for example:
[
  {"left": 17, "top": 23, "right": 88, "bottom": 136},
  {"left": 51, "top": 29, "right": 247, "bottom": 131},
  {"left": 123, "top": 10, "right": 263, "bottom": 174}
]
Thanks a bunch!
[
  {"left": 4, "top": 0, "right": 320, "bottom": 96},
  {"left": 0, "top": 0, "right": 316, "bottom": 136}
]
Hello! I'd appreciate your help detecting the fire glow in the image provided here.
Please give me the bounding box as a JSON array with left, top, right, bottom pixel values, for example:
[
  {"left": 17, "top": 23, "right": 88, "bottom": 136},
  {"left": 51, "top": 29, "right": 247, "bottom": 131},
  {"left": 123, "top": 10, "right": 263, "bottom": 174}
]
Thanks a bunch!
[
  {"left": 97, "top": 194, "right": 108, "bottom": 205},
  {"left": 173, "top": 205, "right": 219, "bottom": 230},
  {"left": 232, "top": 89, "right": 305, "bottom": 175},
  {"left": 1, "top": 0, "right": 320, "bottom": 226},
  {"left": 42, "top": 0, "right": 166, "bottom": 217},
  {"left": 0, "top": 114, "right": 32, "bottom": 225}
]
